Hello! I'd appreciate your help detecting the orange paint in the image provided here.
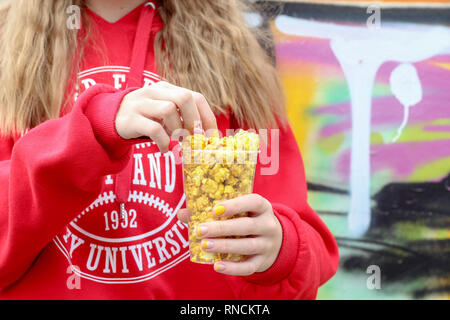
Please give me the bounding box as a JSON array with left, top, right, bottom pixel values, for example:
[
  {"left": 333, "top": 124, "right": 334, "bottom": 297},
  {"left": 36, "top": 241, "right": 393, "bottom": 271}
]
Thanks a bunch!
[
  {"left": 278, "top": 60, "right": 318, "bottom": 155},
  {"left": 430, "top": 62, "right": 450, "bottom": 71}
]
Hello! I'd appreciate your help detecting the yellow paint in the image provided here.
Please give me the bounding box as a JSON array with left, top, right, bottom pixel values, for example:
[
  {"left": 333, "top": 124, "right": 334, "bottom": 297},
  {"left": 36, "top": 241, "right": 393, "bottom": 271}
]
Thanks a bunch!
[
  {"left": 431, "top": 118, "right": 450, "bottom": 125},
  {"left": 318, "top": 133, "right": 346, "bottom": 154},
  {"left": 408, "top": 157, "right": 450, "bottom": 182},
  {"left": 392, "top": 123, "right": 450, "bottom": 143},
  {"left": 278, "top": 62, "right": 318, "bottom": 155},
  {"left": 370, "top": 132, "right": 385, "bottom": 145},
  {"left": 430, "top": 62, "right": 450, "bottom": 71},
  {"left": 272, "top": 21, "right": 321, "bottom": 155}
]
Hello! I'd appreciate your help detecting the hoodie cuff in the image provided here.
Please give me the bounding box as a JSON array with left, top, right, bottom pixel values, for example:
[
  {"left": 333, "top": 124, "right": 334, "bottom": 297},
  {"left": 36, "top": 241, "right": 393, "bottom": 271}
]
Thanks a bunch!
[
  {"left": 84, "top": 86, "right": 141, "bottom": 160},
  {"left": 243, "top": 203, "right": 300, "bottom": 286}
]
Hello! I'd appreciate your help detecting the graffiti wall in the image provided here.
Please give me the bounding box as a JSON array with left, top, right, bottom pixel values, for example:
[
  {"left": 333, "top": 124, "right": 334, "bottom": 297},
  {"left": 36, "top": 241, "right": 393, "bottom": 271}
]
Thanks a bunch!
[{"left": 252, "top": 0, "right": 450, "bottom": 299}]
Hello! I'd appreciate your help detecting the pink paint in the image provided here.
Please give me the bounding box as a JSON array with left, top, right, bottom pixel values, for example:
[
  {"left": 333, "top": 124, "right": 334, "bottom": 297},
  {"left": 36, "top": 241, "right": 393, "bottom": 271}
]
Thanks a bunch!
[
  {"left": 428, "top": 54, "right": 450, "bottom": 64},
  {"left": 275, "top": 39, "right": 338, "bottom": 65},
  {"left": 276, "top": 39, "right": 450, "bottom": 92},
  {"left": 376, "top": 60, "right": 450, "bottom": 92},
  {"left": 316, "top": 93, "right": 450, "bottom": 138},
  {"left": 336, "top": 139, "right": 450, "bottom": 180},
  {"left": 423, "top": 124, "right": 450, "bottom": 132}
]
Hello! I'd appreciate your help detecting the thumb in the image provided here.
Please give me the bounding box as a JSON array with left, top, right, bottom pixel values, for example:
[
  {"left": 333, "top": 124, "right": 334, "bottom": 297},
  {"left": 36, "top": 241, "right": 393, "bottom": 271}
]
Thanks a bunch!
[{"left": 177, "top": 208, "right": 192, "bottom": 224}]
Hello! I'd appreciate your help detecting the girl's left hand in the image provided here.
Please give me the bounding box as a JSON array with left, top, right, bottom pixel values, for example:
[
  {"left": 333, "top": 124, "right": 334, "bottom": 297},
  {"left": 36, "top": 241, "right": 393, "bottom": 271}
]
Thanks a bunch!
[{"left": 177, "top": 194, "right": 283, "bottom": 276}]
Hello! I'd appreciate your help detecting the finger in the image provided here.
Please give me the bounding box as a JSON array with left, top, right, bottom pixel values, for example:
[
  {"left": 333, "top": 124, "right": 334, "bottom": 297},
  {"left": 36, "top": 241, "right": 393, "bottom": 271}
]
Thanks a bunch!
[
  {"left": 148, "top": 82, "right": 217, "bottom": 133},
  {"left": 212, "top": 194, "right": 271, "bottom": 219},
  {"left": 142, "top": 83, "right": 201, "bottom": 133},
  {"left": 191, "top": 92, "right": 217, "bottom": 134},
  {"left": 213, "top": 255, "right": 261, "bottom": 276},
  {"left": 137, "top": 99, "right": 183, "bottom": 135},
  {"left": 197, "top": 216, "right": 261, "bottom": 238},
  {"left": 135, "top": 116, "right": 171, "bottom": 153},
  {"left": 177, "top": 208, "right": 192, "bottom": 224},
  {"left": 201, "top": 237, "right": 267, "bottom": 255}
]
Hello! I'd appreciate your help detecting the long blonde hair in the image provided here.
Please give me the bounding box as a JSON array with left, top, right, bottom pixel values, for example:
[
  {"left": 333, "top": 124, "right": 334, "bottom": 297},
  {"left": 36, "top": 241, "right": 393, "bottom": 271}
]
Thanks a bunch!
[{"left": 0, "top": 0, "right": 286, "bottom": 136}]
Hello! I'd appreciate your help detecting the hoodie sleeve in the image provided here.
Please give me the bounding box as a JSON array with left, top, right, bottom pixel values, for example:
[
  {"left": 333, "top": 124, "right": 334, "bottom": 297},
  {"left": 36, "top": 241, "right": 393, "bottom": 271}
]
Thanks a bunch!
[
  {"left": 0, "top": 84, "right": 139, "bottom": 289},
  {"left": 230, "top": 122, "right": 339, "bottom": 299}
]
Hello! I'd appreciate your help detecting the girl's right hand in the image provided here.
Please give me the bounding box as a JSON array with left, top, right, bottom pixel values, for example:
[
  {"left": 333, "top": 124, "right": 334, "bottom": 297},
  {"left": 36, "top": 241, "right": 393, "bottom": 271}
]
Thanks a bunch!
[{"left": 115, "top": 81, "right": 217, "bottom": 153}]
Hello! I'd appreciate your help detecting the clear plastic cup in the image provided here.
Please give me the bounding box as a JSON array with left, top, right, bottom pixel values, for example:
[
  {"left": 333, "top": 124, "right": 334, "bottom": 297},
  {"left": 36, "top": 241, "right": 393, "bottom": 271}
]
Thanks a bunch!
[{"left": 182, "top": 142, "right": 259, "bottom": 264}]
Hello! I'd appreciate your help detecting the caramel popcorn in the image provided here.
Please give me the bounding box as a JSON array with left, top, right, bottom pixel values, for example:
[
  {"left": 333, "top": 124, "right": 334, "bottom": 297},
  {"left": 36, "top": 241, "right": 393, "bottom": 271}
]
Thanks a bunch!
[{"left": 182, "top": 130, "right": 260, "bottom": 264}]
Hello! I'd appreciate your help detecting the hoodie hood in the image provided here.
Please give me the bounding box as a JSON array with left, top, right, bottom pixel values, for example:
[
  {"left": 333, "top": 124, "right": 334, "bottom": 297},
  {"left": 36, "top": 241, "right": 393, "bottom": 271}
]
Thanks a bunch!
[{"left": 86, "top": 1, "right": 161, "bottom": 215}]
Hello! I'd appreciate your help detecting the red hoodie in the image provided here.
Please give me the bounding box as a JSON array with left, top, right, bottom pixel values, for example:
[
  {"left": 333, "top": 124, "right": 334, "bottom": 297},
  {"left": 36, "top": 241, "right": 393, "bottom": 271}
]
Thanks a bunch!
[{"left": 0, "top": 1, "right": 338, "bottom": 299}]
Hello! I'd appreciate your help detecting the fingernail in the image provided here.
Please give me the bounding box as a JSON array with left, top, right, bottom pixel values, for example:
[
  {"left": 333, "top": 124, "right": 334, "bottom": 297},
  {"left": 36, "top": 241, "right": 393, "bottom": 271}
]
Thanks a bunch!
[
  {"left": 193, "top": 121, "right": 205, "bottom": 135},
  {"left": 197, "top": 225, "right": 208, "bottom": 237},
  {"left": 202, "top": 240, "right": 213, "bottom": 250},
  {"left": 214, "top": 205, "right": 225, "bottom": 217},
  {"left": 214, "top": 262, "right": 225, "bottom": 272}
]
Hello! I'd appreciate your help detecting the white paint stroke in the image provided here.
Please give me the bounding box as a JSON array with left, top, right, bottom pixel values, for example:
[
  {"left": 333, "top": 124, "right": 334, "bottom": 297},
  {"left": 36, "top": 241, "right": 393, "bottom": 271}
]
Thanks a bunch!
[
  {"left": 244, "top": 12, "right": 263, "bottom": 28},
  {"left": 275, "top": 16, "right": 450, "bottom": 236},
  {"left": 389, "top": 63, "right": 423, "bottom": 142}
]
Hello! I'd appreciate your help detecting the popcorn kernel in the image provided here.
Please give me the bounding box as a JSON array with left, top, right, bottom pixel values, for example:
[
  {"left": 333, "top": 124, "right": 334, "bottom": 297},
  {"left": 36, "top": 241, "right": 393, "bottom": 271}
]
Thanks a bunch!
[{"left": 182, "top": 130, "right": 259, "bottom": 264}]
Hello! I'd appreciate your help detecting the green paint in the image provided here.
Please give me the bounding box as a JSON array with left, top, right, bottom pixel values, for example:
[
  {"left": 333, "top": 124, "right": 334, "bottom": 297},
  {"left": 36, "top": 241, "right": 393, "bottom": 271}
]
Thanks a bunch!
[
  {"left": 320, "top": 81, "right": 391, "bottom": 106},
  {"left": 317, "top": 247, "right": 415, "bottom": 300},
  {"left": 394, "top": 125, "right": 450, "bottom": 143},
  {"left": 394, "top": 222, "right": 429, "bottom": 241},
  {"left": 318, "top": 133, "right": 346, "bottom": 154},
  {"left": 323, "top": 82, "right": 350, "bottom": 104},
  {"left": 370, "top": 170, "right": 394, "bottom": 194},
  {"left": 431, "top": 118, "right": 450, "bottom": 125},
  {"left": 373, "top": 83, "right": 393, "bottom": 97},
  {"left": 408, "top": 157, "right": 450, "bottom": 182},
  {"left": 370, "top": 132, "right": 384, "bottom": 145}
]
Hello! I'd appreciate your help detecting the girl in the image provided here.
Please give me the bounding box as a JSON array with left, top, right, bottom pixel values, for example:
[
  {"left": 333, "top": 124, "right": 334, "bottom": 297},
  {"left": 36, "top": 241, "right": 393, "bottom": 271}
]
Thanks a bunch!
[{"left": 0, "top": 0, "right": 338, "bottom": 299}]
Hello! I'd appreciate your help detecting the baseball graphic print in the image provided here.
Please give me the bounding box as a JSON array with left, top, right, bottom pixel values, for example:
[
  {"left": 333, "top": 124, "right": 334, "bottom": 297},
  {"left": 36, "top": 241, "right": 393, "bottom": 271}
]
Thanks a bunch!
[{"left": 53, "top": 66, "right": 190, "bottom": 284}]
